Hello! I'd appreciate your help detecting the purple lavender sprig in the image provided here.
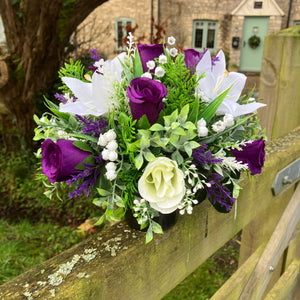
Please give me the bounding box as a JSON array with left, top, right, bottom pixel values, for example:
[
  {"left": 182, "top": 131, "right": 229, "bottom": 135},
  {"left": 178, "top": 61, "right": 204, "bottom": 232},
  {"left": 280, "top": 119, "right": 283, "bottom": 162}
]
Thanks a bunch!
[{"left": 76, "top": 115, "right": 108, "bottom": 138}]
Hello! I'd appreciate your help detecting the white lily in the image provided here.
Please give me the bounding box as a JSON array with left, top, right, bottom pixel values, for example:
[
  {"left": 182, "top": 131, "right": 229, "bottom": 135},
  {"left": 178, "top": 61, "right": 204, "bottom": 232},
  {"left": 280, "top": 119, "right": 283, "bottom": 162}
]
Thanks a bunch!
[
  {"left": 195, "top": 50, "right": 266, "bottom": 117},
  {"left": 59, "top": 52, "right": 125, "bottom": 116}
]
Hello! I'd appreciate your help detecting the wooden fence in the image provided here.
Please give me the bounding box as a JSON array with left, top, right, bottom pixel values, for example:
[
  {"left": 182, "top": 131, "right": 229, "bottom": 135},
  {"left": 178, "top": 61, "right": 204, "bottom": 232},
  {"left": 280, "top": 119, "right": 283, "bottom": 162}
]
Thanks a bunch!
[
  {"left": 0, "top": 126, "right": 299, "bottom": 299},
  {"left": 1, "top": 26, "right": 300, "bottom": 300}
]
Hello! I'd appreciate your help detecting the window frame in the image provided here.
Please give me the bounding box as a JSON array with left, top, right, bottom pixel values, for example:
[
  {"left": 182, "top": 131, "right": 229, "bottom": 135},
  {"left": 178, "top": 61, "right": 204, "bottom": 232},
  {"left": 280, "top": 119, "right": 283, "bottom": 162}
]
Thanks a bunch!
[
  {"left": 192, "top": 20, "right": 218, "bottom": 51},
  {"left": 114, "top": 17, "right": 134, "bottom": 51},
  {"left": 294, "top": 20, "right": 300, "bottom": 26}
]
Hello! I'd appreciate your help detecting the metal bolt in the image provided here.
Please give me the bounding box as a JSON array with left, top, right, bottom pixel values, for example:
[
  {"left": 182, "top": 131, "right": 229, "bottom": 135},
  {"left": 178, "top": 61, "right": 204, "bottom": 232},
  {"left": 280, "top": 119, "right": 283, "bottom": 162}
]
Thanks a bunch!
[
  {"left": 282, "top": 175, "right": 292, "bottom": 185},
  {"left": 269, "top": 266, "right": 275, "bottom": 272}
]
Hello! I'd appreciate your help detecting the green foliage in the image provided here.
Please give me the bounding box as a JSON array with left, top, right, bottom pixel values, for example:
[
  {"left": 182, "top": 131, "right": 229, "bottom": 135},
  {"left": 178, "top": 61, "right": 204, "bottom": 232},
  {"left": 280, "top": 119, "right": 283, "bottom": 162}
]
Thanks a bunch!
[
  {"left": 58, "top": 0, "right": 76, "bottom": 42},
  {"left": 161, "top": 53, "right": 199, "bottom": 115}
]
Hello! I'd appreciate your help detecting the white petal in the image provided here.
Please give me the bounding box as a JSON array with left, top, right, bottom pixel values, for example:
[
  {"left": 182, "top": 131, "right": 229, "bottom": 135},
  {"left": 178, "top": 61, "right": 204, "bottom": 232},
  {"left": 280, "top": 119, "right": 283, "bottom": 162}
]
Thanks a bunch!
[
  {"left": 221, "top": 72, "right": 246, "bottom": 103},
  {"left": 62, "top": 77, "right": 93, "bottom": 106},
  {"left": 196, "top": 50, "right": 212, "bottom": 77},
  {"left": 59, "top": 101, "right": 98, "bottom": 115},
  {"left": 150, "top": 201, "right": 179, "bottom": 214},
  {"left": 212, "top": 50, "right": 226, "bottom": 78}
]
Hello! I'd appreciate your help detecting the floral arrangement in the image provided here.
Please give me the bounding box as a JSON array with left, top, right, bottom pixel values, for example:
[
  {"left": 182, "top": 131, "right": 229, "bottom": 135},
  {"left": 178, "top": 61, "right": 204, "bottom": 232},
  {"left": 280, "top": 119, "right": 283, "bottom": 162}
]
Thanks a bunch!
[{"left": 34, "top": 34, "right": 266, "bottom": 243}]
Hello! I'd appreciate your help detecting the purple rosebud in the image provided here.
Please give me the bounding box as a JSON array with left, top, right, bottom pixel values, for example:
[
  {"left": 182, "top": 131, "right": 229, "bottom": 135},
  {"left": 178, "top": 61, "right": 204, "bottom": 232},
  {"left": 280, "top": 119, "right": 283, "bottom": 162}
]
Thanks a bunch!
[
  {"left": 127, "top": 77, "right": 167, "bottom": 124},
  {"left": 41, "top": 139, "right": 92, "bottom": 183},
  {"left": 231, "top": 138, "right": 265, "bottom": 175},
  {"left": 183, "top": 49, "right": 203, "bottom": 73},
  {"left": 137, "top": 44, "right": 164, "bottom": 72}
]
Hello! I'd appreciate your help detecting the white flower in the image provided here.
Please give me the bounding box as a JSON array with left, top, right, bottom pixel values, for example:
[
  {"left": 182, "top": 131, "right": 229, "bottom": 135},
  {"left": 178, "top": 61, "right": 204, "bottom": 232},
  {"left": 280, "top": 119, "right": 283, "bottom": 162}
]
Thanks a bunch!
[
  {"left": 106, "top": 170, "right": 117, "bottom": 181},
  {"left": 104, "top": 129, "right": 117, "bottom": 142},
  {"left": 59, "top": 52, "right": 125, "bottom": 116},
  {"left": 154, "top": 66, "right": 166, "bottom": 78},
  {"left": 141, "top": 72, "right": 152, "bottom": 79},
  {"left": 146, "top": 60, "right": 156, "bottom": 70},
  {"left": 105, "top": 162, "right": 117, "bottom": 171},
  {"left": 223, "top": 113, "right": 234, "bottom": 127},
  {"left": 195, "top": 50, "right": 266, "bottom": 117},
  {"left": 138, "top": 157, "right": 185, "bottom": 214},
  {"left": 158, "top": 54, "right": 167, "bottom": 64},
  {"left": 197, "top": 118, "right": 206, "bottom": 128},
  {"left": 169, "top": 48, "right": 178, "bottom": 57},
  {"left": 102, "top": 149, "right": 110, "bottom": 160},
  {"left": 212, "top": 120, "right": 226, "bottom": 133},
  {"left": 198, "top": 126, "right": 208, "bottom": 137},
  {"left": 108, "top": 151, "right": 118, "bottom": 161},
  {"left": 98, "top": 134, "right": 108, "bottom": 147},
  {"left": 106, "top": 140, "right": 118, "bottom": 151},
  {"left": 168, "top": 36, "right": 176, "bottom": 45}
]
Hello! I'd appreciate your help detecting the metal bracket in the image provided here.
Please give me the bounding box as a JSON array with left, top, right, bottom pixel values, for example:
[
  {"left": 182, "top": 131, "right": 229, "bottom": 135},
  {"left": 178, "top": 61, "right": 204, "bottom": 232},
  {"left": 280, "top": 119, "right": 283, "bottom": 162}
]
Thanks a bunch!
[{"left": 272, "top": 158, "right": 300, "bottom": 195}]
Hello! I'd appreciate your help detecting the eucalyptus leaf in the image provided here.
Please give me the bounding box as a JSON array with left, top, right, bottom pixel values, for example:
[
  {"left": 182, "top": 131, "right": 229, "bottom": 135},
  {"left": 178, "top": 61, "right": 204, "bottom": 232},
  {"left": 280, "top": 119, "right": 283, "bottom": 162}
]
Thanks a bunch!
[
  {"left": 145, "top": 227, "right": 154, "bottom": 244},
  {"left": 135, "top": 153, "right": 144, "bottom": 170},
  {"left": 73, "top": 141, "right": 93, "bottom": 152}
]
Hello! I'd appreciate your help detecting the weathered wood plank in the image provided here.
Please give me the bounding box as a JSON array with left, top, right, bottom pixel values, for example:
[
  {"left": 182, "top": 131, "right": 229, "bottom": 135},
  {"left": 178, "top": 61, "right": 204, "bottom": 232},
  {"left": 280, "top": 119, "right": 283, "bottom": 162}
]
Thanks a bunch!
[
  {"left": 239, "top": 183, "right": 300, "bottom": 300},
  {"left": 0, "top": 128, "right": 299, "bottom": 299},
  {"left": 264, "top": 260, "right": 300, "bottom": 300}
]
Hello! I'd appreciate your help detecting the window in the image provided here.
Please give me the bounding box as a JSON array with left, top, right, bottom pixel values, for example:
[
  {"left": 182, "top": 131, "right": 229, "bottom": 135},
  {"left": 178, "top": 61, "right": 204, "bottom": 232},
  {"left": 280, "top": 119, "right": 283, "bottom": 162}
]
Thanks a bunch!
[
  {"left": 115, "top": 18, "right": 134, "bottom": 51},
  {"left": 193, "top": 20, "right": 218, "bottom": 51},
  {"left": 294, "top": 20, "right": 300, "bottom": 26},
  {"left": 254, "top": 1, "right": 263, "bottom": 9}
]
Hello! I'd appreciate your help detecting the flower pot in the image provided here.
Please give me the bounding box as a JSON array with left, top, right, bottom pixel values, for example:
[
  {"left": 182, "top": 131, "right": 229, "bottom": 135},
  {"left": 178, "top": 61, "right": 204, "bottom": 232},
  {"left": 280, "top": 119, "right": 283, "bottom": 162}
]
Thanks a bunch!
[{"left": 125, "top": 209, "right": 177, "bottom": 231}]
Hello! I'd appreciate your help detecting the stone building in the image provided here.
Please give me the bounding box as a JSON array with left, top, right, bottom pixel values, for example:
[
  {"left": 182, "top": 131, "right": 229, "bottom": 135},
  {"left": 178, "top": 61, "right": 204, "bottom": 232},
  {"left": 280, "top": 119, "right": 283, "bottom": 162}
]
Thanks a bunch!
[{"left": 75, "top": 0, "right": 300, "bottom": 72}]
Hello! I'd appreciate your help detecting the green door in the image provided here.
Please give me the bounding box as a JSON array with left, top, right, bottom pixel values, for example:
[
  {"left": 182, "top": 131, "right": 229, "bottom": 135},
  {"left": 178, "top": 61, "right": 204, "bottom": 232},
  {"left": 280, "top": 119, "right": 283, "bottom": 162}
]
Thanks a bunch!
[{"left": 240, "top": 17, "right": 269, "bottom": 72}]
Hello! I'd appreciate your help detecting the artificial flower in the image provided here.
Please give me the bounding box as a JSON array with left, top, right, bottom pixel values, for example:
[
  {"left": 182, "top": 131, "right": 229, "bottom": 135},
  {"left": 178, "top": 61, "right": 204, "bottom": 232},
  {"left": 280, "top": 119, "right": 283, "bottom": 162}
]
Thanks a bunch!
[
  {"left": 195, "top": 50, "right": 266, "bottom": 117},
  {"left": 138, "top": 157, "right": 186, "bottom": 214},
  {"left": 59, "top": 52, "right": 125, "bottom": 116},
  {"left": 231, "top": 138, "right": 265, "bottom": 175},
  {"left": 137, "top": 44, "right": 164, "bottom": 72},
  {"left": 183, "top": 49, "right": 203, "bottom": 74},
  {"left": 127, "top": 77, "right": 167, "bottom": 124},
  {"left": 41, "top": 139, "right": 92, "bottom": 183}
]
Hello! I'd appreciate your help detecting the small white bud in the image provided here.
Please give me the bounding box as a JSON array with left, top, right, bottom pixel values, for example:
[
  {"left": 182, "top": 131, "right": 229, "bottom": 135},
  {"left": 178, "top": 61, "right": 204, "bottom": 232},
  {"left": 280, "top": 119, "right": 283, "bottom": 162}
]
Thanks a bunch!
[
  {"left": 108, "top": 151, "right": 118, "bottom": 161},
  {"left": 179, "top": 210, "right": 185, "bottom": 215},
  {"left": 154, "top": 66, "right": 166, "bottom": 78},
  {"left": 133, "top": 199, "right": 139, "bottom": 205},
  {"left": 169, "top": 48, "right": 178, "bottom": 57},
  {"left": 104, "top": 129, "right": 117, "bottom": 142},
  {"left": 141, "top": 72, "right": 152, "bottom": 79},
  {"left": 223, "top": 113, "right": 234, "bottom": 127},
  {"left": 193, "top": 200, "right": 199, "bottom": 205},
  {"left": 98, "top": 134, "right": 108, "bottom": 147},
  {"left": 158, "top": 54, "right": 167, "bottom": 64},
  {"left": 168, "top": 36, "right": 176, "bottom": 45},
  {"left": 146, "top": 60, "right": 155, "bottom": 70},
  {"left": 106, "top": 170, "right": 117, "bottom": 181},
  {"left": 212, "top": 120, "right": 226, "bottom": 133},
  {"left": 102, "top": 149, "right": 110, "bottom": 160},
  {"left": 106, "top": 140, "right": 118, "bottom": 151},
  {"left": 105, "top": 162, "right": 116, "bottom": 171}
]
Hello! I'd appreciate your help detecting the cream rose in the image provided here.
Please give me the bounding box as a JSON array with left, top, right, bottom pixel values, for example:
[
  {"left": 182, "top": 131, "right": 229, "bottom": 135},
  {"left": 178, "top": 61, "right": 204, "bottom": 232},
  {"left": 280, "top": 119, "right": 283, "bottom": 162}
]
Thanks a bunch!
[{"left": 138, "top": 157, "right": 186, "bottom": 214}]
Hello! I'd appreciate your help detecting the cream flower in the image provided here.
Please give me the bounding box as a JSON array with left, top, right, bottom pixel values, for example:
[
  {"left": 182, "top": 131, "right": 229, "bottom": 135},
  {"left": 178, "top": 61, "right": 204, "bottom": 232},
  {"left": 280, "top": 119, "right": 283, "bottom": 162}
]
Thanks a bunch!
[{"left": 138, "top": 157, "right": 185, "bottom": 214}]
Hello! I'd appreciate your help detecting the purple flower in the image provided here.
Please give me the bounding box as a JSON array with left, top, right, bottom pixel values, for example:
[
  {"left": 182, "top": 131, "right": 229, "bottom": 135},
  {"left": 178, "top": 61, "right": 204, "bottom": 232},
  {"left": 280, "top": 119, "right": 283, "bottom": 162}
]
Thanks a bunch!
[
  {"left": 137, "top": 44, "right": 164, "bottom": 72},
  {"left": 206, "top": 173, "right": 236, "bottom": 212},
  {"left": 41, "top": 139, "right": 92, "bottom": 183},
  {"left": 127, "top": 77, "right": 167, "bottom": 124},
  {"left": 231, "top": 138, "right": 265, "bottom": 175},
  {"left": 192, "top": 144, "right": 223, "bottom": 166},
  {"left": 184, "top": 49, "right": 203, "bottom": 74}
]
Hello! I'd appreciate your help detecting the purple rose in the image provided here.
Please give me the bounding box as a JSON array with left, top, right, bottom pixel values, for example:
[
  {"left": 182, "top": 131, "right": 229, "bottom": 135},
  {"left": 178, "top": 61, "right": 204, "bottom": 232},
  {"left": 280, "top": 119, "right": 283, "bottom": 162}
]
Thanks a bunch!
[
  {"left": 184, "top": 49, "right": 203, "bottom": 73},
  {"left": 231, "top": 138, "right": 265, "bottom": 175},
  {"left": 127, "top": 77, "right": 167, "bottom": 124},
  {"left": 41, "top": 139, "right": 92, "bottom": 183},
  {"left": 137, "top": 44, "right": 164, "bottom": 72}
]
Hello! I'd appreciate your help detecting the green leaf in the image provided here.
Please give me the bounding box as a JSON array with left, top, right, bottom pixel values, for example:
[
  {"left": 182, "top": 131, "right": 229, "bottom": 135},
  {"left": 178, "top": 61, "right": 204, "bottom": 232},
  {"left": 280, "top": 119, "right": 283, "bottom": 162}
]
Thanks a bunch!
[
  {"left": 68, "top": 132, "right": 98, "bottom": 143},
  {"left": 93, "top": 214, "right": 106, "bottom": 226},
  {"left": 133, "top": 48, "right": 144, "bottom": 78},
  {"left": 137, "top": 114, "right": 151, "bottom": 129},
  {"left": 178, "top": 104, "right": 189, "bottom": 123},
  {"left": 172, "top": 127, "right": 186, "bottom": 136},
  {"left": 73, "top": 141, "right": 93, "bottom": 152},
  {"left": 145, "top": 227, "right": 154, "bottom": 244},
  {"left": 188, "top": 98, "right": 199, "bottom": 123},
  {"left": 118, "top": 57, "right": 133, "bottom": 82},
  {"left": 198, "top": 86, "right": 232, "bottom": 123},
  {"left": 150, "top": 123, "right": 165, "bottom": 131},
  {"left": 172, "top": 150, "right": 184, "bottom": 165},
  {"left": 135, "top": 153, "right": 144, "bottom": 170},
  {"left": 143, "top": 150, "right": 156, "bottom": 162},
  {"left": 97, "top": 188, "right": 111, "bottom": 196},
  {"left": 152, "top": 221, "right": 163, "bottom": 234}
]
